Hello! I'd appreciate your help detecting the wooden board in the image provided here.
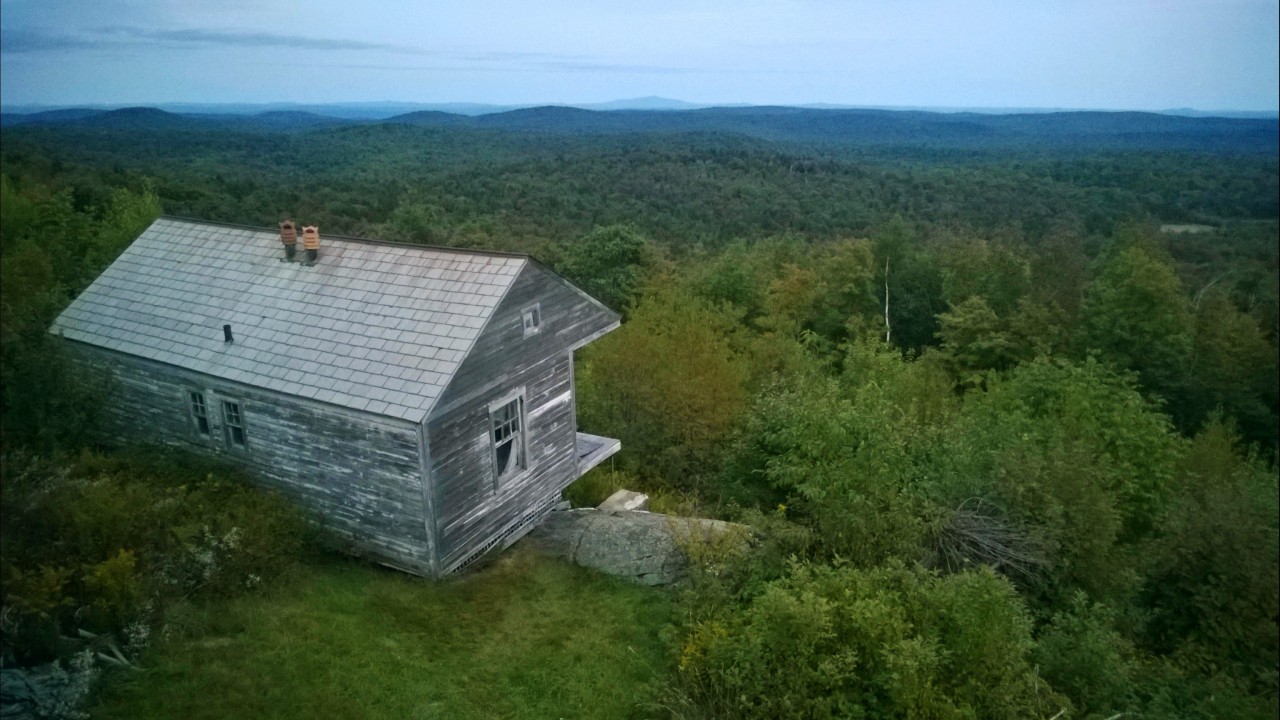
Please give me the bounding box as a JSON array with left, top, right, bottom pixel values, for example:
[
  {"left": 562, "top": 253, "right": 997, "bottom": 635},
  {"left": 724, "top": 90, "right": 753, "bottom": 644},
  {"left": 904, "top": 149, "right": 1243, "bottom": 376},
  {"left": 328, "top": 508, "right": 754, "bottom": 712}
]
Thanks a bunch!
[
  {"left": 69, "top": 341, "right": 435, "bottom": 575},
  {"left": 427, "top": 261, "right": 619, "bottom": 572}
]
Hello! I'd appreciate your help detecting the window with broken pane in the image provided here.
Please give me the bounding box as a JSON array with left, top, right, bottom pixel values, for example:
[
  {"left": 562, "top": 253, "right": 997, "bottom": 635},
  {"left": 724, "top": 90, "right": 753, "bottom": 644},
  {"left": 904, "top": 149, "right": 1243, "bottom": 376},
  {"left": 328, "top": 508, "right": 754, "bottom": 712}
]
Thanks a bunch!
[
  {"left": 490, "top": 395, "right": 525, "bottom": 482},
  {"left": 522, "top": 304, "right": 541, "bottom": 337}
]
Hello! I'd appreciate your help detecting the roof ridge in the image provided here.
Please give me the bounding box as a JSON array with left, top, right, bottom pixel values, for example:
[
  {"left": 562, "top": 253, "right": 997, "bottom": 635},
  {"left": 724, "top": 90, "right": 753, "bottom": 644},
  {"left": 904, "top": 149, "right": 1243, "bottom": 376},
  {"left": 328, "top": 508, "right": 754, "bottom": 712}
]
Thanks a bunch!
[
  {"left": 159, "top": 215, "right": 532, "bottom": 260},
  {"left": 52, "top": 218, "right": 532, "bottom": 423}
]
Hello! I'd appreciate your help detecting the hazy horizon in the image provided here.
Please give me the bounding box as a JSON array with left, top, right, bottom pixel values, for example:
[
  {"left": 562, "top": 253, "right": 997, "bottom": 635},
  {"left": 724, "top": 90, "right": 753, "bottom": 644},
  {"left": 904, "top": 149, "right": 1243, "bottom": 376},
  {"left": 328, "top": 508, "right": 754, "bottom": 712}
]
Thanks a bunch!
[
  {"left": 2, "top": 1, "right": 1277, "bottom": 113},
  {"left": 4, "top": 97, "right": 1278, "bottom": 119}
]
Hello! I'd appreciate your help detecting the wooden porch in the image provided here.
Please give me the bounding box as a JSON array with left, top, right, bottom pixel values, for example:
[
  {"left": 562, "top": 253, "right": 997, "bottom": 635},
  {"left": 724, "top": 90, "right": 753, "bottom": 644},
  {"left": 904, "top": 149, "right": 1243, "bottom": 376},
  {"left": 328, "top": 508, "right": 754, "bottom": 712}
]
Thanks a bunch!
[{"left": 576, "top": 432, "right": 621, "bottom": 476}]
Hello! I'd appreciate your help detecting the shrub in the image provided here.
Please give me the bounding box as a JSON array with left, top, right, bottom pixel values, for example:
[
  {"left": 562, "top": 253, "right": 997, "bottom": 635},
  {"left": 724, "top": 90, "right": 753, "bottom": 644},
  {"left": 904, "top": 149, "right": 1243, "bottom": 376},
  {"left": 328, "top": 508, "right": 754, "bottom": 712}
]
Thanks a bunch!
[
  {"left": 576, "top": 284, "right": 750, "bottom": 489},
  {"left": 723, "top": 363, "right": 931, "bottom": 566},
  {"left": 923, "top": 357, "right": 1183, "bottom": 610},
  {"left": 1140, "top": 418, "right": 1279, "bottom": 694},
  {"left": 962, "top": 356, "right": 1182, "bottom": 544},
  {"left": 1033, "top": 595, "right": 1138, "bottom": 717},
  {"left": 1, "top": 178, "right": 159, "bottom": 453},
  {"left": 668, "top": 561, "right": 1057, "bottom": 719},
  {"left": 0, "top": 564, "right": 75, "bottom": 662},
  {"left": 1133, "top": 659, "right": 1277, "bottom": 720},
  {"left": 0, "top": 449, "right": 312, "bottom": 664},
  {"left": 82, "top": 550, "right": 146, "bottom": 632}
]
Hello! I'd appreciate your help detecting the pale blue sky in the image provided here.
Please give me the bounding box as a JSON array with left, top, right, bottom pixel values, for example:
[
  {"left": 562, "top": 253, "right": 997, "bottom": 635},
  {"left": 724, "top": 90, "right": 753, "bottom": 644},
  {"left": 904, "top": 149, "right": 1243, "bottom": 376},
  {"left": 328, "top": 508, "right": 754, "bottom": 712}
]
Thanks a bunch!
[{"left": 2, "top": 0, "right": 1276, "bottom": 111}]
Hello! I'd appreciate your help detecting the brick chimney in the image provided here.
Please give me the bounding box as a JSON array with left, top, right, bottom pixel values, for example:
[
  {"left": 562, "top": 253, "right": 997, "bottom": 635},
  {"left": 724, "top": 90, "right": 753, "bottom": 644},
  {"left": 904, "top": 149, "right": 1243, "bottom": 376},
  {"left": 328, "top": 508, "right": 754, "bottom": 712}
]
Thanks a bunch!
[
  {"left": 302, "top": 226, "right": 320, "bottom": 265},
  {"left": 279, "top": 220, "right": 297, "bottom": 261}
]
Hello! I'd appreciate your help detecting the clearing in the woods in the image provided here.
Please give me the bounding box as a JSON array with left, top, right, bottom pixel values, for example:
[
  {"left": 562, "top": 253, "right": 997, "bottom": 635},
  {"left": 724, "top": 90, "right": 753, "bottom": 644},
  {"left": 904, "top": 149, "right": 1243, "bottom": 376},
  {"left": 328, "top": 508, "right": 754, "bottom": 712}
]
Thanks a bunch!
[{"left": 90, "top": 545, "right": 672, "bottom": 720}]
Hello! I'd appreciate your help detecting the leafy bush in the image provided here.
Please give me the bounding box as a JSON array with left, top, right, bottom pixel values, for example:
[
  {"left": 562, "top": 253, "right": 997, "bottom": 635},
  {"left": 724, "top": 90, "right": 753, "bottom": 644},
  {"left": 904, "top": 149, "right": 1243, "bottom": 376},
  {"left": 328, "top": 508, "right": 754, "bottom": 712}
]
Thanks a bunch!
[
  {"left": 668, "top": 561, "right": 1057, "bottom": 719},
  {"left": 1140, "top": 418, "right": 1279, "bottom": 694},
  {"left": 576, "top": 285, "right": 749, "bottom": 489},
  {"left": 720, "top": 340, "right": 960, "bottom": 566},
  {"left": 962, "top": 356, "right": 1182, "bottom": 543},
  {"left": 1030, "top": 598, "right": 1275, "bottom": 720},
  {"left": 82, "top": 550, "right": 146, "bottom": 632},
  {"left": 0, "top": 450, "right": 312, "bottom": 664},
  {"left": 725, "top": 371, "right": 926, "bottom": 566},
  {"left": 557, "top": 223, "right": 655, "bottom": 313},
  {"left": 0, "top": 176, "right": 160, "bottom": 452},
  {"left": 1033, "top": 595, "right": 1138, "bottom": 718},
  {"left": 1078, "top": 239, "right": 1193, "bottom": 418},
  {"left": 1133, "top": 659, "right": 1277, "bottom": 720},
  {"left": 1, "top": 564, "right": 75, "bottom": 661},
  {"left": 923, "top": 357, "right": 1183, "bottom": 609}
]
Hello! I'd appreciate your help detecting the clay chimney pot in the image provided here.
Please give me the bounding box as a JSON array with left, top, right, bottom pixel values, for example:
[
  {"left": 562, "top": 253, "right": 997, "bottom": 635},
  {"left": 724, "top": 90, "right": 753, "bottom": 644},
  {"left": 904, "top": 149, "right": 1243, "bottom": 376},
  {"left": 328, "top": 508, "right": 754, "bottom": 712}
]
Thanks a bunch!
[{"left": 302, "top": 226, "right": 320, "bottom": 265}]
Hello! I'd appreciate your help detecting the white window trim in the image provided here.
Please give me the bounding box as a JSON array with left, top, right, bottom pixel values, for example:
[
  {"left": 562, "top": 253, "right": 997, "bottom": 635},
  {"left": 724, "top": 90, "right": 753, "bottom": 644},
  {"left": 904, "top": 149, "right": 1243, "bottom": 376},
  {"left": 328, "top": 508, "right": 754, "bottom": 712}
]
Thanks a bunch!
[
  {"left": 488, "top": 388, "right": 528, "bottom": 487},
  {"left": 521, "top": 303, "right": 542, "bottom": 337},
  {"left": 187, "top": 389, "right": 211, "bottom": 438},
  {"left": 220, "top": 398, "right": 250, "bottom": 451}
]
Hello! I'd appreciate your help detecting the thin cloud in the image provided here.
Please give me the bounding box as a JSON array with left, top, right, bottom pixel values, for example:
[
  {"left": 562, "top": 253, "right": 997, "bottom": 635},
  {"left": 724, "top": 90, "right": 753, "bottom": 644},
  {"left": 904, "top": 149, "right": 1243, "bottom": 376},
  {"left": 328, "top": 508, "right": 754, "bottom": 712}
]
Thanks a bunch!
[
  {"left": 0, "top": 25, "right": 432, "bottom": 55},
  {"left": 466, "top": 51, "right": 594, "bottom": 62},
  {"left": 99, "top": 26, "right": 430, "bottom": 54},
  {"left": 462, "top": 52, "right": 697, "bottom": 74},
  {"left": 0, "top": 29, "right": 109, "bottom": 53},
  {"left": 532, "top": 60, "right": 698, "bottom": 74},
  {"left": 2, "top": 27, "right": 690, "bottom": 75},
  {"left": 269, "top": 60, "right": 701, "bottom": 75}
]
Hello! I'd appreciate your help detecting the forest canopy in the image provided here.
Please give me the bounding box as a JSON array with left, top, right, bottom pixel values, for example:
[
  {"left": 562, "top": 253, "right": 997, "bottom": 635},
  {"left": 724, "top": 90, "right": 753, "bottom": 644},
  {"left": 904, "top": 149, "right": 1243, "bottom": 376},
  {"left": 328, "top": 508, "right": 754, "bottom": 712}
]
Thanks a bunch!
[{"left": 1, "top": 108, "right": 1276, "bottom": 718}]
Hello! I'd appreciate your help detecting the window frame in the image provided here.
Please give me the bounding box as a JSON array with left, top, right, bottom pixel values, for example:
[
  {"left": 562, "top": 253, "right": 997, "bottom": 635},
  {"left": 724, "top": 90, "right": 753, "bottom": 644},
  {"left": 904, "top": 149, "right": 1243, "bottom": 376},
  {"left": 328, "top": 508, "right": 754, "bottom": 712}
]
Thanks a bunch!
[
  {"left": 220, "top": 399, "right": 249, "bottom": 450},
  {"left": 188, "top": 390, "right": 211, "bottom": 437},
  {"left": 488, "top": 390, "right": 527, "bottom": 487},
  {"left": 521, "top": 304, "right": 542, "bottom": 337}
]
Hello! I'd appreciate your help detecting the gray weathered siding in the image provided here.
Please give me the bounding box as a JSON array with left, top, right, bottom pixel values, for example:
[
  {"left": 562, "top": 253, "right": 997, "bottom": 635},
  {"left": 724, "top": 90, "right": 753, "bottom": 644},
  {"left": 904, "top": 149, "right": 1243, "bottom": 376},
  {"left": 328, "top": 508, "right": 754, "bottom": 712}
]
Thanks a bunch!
[
  {"left": 69, "top": 342, "right": 434, "bottom": 575},
  {"left": 428, "top": 262, "right": 618, "bottom": 573}
]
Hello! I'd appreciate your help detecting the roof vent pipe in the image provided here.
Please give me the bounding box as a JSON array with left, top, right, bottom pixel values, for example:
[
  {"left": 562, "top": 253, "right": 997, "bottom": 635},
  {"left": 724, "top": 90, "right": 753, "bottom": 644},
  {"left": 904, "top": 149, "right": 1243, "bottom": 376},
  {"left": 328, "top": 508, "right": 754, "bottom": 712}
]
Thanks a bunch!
[
  {"left": 223, "top": 324, "right": 234, "bottom": 343},
  {"left": 302, "top": 226, "right": 320, "bottom": 265},
  {"left": 279, "top": 220, "right": 297, "bottom": 262}
]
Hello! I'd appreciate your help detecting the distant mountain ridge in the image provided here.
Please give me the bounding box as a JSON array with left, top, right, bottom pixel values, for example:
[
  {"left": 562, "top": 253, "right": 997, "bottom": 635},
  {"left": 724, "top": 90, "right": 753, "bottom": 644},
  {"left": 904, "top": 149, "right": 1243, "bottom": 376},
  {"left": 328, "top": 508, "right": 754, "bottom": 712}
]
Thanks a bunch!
[
  {"left": 5, "top": 98, "right": 1276, "bottom": 120},
  {"left": 3, "top": 103, "right": 1275, "bottom": 155}
]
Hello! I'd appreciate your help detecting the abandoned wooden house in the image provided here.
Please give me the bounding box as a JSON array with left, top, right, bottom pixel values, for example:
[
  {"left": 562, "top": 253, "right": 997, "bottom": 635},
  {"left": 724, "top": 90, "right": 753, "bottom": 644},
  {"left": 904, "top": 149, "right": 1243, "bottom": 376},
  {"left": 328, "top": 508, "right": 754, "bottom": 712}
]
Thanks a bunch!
[{"left": 49, "top": 217, "right": 621, "bottom": 577}]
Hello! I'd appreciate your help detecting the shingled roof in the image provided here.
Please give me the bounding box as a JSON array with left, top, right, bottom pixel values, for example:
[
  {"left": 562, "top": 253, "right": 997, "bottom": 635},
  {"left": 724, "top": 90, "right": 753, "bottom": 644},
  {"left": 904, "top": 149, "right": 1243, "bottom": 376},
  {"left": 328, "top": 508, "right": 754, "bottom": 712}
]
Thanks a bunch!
[{"left": 51, "top": 217, "right": 528, "bottom": 422}]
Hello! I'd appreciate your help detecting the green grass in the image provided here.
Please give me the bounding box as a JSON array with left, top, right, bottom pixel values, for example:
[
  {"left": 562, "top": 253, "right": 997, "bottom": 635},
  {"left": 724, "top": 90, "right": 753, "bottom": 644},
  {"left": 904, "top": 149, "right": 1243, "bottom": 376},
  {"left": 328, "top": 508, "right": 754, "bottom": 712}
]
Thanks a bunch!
[{"left": 91, "top": 544, "right": 673, "bottom": 719}]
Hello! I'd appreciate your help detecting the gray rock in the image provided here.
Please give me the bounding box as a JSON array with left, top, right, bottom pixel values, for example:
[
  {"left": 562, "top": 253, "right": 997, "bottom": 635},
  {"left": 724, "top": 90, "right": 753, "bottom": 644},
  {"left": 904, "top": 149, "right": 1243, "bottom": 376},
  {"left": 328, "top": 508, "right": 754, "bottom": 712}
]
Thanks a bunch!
[
  {"left": 597, "top": 489, "right": 649, "bottom": 513},
  {"left": 1, "top": 652, "right": 97, "bottom": 720},
  {"left": 526, "top": 508, "right": 749, "bottom": 585}
]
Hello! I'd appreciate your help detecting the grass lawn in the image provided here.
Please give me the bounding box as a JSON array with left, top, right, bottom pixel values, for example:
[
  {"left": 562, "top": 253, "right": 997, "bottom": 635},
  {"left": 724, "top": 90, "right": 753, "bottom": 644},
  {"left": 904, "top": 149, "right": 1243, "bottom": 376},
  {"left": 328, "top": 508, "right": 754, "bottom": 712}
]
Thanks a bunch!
[{"left": 91, "top": 544, "right": 674, "bottom": 719}]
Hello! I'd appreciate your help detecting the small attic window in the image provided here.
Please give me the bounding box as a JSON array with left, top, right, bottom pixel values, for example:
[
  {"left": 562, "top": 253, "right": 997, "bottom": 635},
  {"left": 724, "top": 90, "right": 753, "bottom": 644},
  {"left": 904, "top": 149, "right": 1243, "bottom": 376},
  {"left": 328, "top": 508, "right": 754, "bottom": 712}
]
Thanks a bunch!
[{"left": 522, "top": 304, "right": 541, "bottom": 337}]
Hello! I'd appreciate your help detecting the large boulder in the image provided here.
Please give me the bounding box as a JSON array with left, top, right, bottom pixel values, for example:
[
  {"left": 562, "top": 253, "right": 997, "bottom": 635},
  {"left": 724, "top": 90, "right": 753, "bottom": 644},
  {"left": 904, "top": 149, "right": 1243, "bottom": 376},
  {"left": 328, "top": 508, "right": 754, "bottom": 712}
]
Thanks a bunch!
[{"left": 526, "top": 507, "right": 749, "bottom": 586}]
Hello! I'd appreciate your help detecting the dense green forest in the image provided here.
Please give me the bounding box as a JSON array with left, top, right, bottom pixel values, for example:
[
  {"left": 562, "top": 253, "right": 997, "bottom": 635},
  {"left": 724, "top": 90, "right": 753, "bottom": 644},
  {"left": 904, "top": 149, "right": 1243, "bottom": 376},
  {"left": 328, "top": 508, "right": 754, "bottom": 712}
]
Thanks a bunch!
[{"left": 1, "top": 108, "right": 1277, "bottom": 718}]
